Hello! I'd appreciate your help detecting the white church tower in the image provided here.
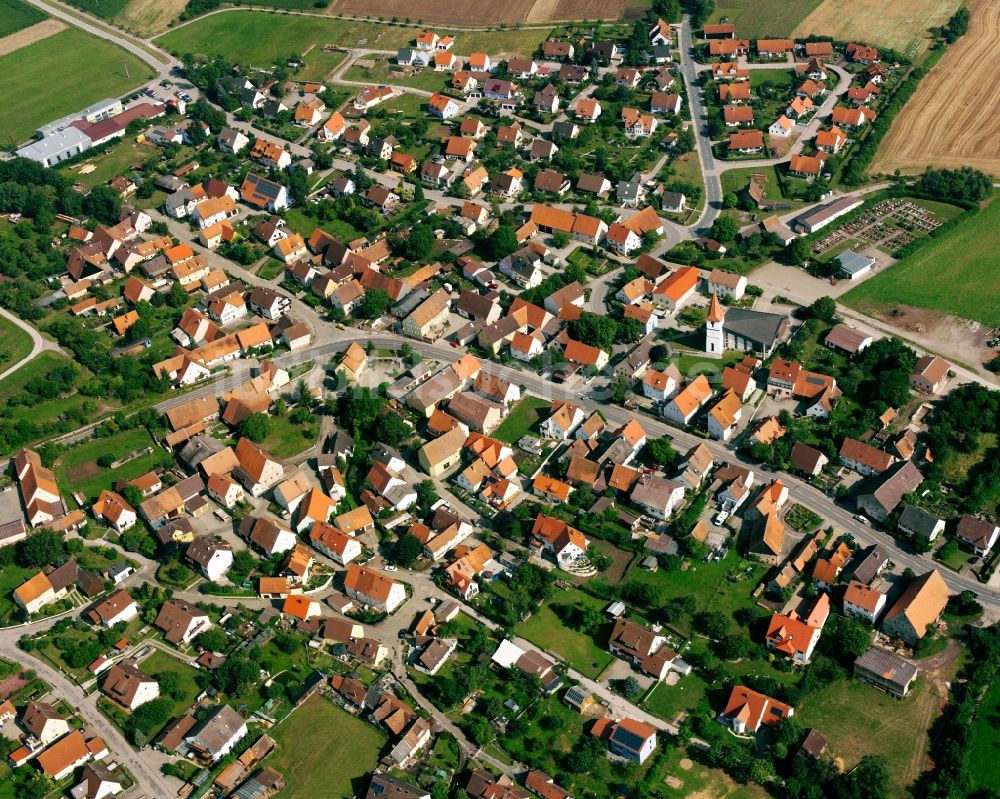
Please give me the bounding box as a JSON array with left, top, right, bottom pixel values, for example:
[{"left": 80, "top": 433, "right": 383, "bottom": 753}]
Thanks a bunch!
[{"left": 705, "top": 294, "right": 725, "bottom": 354}]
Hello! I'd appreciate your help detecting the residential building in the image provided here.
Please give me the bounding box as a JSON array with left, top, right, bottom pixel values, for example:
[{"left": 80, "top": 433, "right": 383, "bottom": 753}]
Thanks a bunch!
[
  {"left": 630, "top": 476, "right": 686, "bottom": 520},
  {"left": 186, "top": 705, "right": 248, "bottom": 763},
  {"left": 154, "top": 599, "right": 211, "bottom": 645},
  {"left": 765, "top": 593, "right": 830, "bottom": 664},
  {"left": 186, "top": 537, "right": 234, "bottom": 581},
  {"left": 719, "top": 686, "right": 793, "bottom": 734},
  {"left": 881, "top": 569, "right": 949, "bottom": 646},
  {"left": 856, "top": 461, "right": 924, "bottom": 522},
  {"left": 910, "top": 356, "right": 950, "bottom": 394},
  {"left": 102, "top": 660, "right": 159, "bottom": 711},
  {"left": 839, "top": 438, "right": 895, "bottom": 476},
  {"left": 604, "top": 718, "right": 658, "bottom": 764},
  {"left": 843, "top": 581, "right": 887, "bottom": 623},
  {"left": 955, "top": 514, "right": 1000, "bottom": 556},
  {"left": 897, "top": 505, "right": 945, "bottom": 542},
  {"left": 854, "top": 647, "right": 918, "bottom": 698},
  {"left": 344, "top": 564, "right": 406, "bottom": 613}
]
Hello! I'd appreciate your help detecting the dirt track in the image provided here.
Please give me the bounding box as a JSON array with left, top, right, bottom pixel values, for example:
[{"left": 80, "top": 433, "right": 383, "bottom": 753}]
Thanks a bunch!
[
  {"left": 871, "top": 0, "right": 1000, "bottom": 177},
  {"left": 0, "top": 18, "right": 65, "bottom": 57}
]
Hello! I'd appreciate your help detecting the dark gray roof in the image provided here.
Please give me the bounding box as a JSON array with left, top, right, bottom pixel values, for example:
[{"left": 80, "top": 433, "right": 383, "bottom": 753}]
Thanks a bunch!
[
  {"left": 897, "top": 505, "right": 942, "bottom": 536},
  {"left": 723, "top": 308, "right": 787, "bottom": 348},
  {"left": 843, "top": 544, "right": 887, "bottom": 584},
  {"left": 365, "top": 775, "right": 429, "bottom": 799},
  {"left": 855, "top": 646, "right": 917, "bottom": 687}
]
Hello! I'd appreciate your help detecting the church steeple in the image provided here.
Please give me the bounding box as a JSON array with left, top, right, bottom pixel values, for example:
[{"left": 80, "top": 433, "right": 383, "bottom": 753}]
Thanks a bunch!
[
  {"left": 707, "top": 294, "right": 725, "bottom": 323},
  {"left": 705, "top": 294, "right": 725, "bottom": 354}
]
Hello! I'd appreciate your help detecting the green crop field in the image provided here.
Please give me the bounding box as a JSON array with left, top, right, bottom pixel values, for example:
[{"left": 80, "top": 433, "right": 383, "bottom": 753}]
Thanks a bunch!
[
  {"left": 65, "top": 0, "right": 130, "bottom": 21},
  {"left": 0, "top": 0, "right": 47, "bottom": 38},
  {"left": 264, "top": 694, "right": 386, "bottom": 798},
  {"left": 843, "top": 198, "right": 1000, "bottom": 326},
  {"left": 0, "top": 27, "right": 154, "bottom": 144},
  {"left": 158, "top": 11, "right": 551, "bottom": 67},
  {"left": 706, "top": 0, "right": 824, "bottom": 39},
  {"left": 159, "top": 13, "right": 418, "bottom": 66}
]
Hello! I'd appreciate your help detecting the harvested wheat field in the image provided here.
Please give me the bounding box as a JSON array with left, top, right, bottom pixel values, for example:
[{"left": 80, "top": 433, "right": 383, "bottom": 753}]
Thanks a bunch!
[
  {"left": 328, "top": 0, "right": 623, "bottom": 24},
  {"left": 545, "top": 0, "right": 626, "bottom": 22},
  {"left": 114, "top": 0, "right": 188, "bottom": 38},
  {"left": 872, "top": 0, "right": 1000, "bottom": 177},
  {"left": 793, "top": 0, "right": 961, "bottom": 57},
  {"left": 0, "top": 18, "right": 64, "bottom": 57}
]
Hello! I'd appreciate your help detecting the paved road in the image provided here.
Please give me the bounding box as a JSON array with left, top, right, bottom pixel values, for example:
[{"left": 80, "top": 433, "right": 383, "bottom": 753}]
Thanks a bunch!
[{"left": 677, "top": 16, "right": 722, "bottom": 236}]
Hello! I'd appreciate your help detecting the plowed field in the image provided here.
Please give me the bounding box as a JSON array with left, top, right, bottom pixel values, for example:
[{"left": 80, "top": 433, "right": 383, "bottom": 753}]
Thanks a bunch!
[{"left": 871, "top": 0, "right": 1000, "bottom": 176}]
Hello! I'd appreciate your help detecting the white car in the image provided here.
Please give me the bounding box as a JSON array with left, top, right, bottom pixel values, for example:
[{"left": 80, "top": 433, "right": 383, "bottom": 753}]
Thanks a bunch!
[
  {"left": 384, "top": 565, "right": 398, "bottom": 572},
  {"left": 714, "top": 510, "right": 729, "bottom": 526},
  {"left": 853, "top": 514, "right": 869, "bottom": 525}
]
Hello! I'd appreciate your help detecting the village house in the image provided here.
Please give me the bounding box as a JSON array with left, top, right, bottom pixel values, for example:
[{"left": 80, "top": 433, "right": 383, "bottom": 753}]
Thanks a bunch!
[
  {"left": 719, "top": 686, "right": 793, "bottom": 734},
  {"left": 881, "top": 569, "right": 949, "bottom": 646},
  {"left": 344, "top": 564, "right": 406, "bottom": 613}
]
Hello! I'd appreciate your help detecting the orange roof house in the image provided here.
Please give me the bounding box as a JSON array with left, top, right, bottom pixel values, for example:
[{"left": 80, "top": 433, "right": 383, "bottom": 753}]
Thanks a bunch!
[{"left": 720, "top": 686, "right": 793, "bottom": 734}]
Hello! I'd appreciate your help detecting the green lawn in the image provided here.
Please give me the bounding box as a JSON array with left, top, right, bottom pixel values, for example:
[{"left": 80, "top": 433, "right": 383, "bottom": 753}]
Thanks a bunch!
[
  {"left": 380, "top": 92, "right": 427, "bottom": 117},
  {"left": 0, "top": 27, "right": 154, "bottom": 145},
  {"left": 493, "top": 395, "right": 550, "bottom": 445},
  {"left": 935, "top": 540, "right": 974, "bottom": 573},
  {"left": 622, "top": 551, "right": 764, "bottom": 635},
  {"left": 296, "top": 48, "right": 347, "bottom": 82},
  {"left": 705, "top": 0, "right": 823, "bottom": 38},
  {"left": 159, "top": 13, "right": 405, "bottom": 65},
  {"left": 968, "top": 679, "right": 1000, "bottom": 793},
  {"left": 264, "top": 693, "right": 386, "bottom": 798},
  {"left": 0, "top": 0, "right": 46, "bottom": 37},
  {"left": 54, "top": 427, "right": 163, "bottom": 504},
  {"left": 58, "top": 136, "right": 159, "bottom": 189},
  {"left": 0, "top": 315, "right": 33, "bottom": 376},
  {"left": 515, "top": 587, "right": 615, "bottom": 678},
  {"left": 643, "top": 672, "right": 708, "bottom": 723},
  {"left": 720, "top": 165, "right": 789, "bottom": 203},
  {"left": 256, "top": 259, "right": 286, "bottom": 280},
  {"left": 843, "top": 197, "right": 998, "bottom": 326},
  {"left": 259, "top": 415, "right": 319, "bottom": 460},
  {"left": 797, "top": 678, "right": 939, "bottom": 797},
  {"left": 138, "top": 651, "right": 201, "bottom": 731},
  {"left": 749, "top": 69, "right": 794, "bottom": 88},
  {"left": 344, "top": 61, "right": 449, "bottom": 93}
]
